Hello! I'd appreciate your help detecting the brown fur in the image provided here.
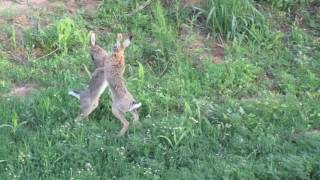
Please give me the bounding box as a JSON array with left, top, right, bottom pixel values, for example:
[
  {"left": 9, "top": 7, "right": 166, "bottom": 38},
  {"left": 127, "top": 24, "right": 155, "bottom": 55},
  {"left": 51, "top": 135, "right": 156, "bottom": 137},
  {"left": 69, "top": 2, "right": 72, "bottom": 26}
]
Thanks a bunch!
[{"left": 70, "top": 33, "right": 140, "bottom": 136}]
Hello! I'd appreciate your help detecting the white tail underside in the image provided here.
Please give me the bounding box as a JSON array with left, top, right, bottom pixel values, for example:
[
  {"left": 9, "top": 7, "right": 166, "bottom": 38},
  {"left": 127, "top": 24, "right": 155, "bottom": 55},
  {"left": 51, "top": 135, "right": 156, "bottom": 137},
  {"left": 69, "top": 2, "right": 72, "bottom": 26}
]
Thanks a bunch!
[
  {"left": 129, "top": 102, "right": 142, "bottom": 111},
  {"left": 68, "top": 90, "right": 80, "bottom": 100}
]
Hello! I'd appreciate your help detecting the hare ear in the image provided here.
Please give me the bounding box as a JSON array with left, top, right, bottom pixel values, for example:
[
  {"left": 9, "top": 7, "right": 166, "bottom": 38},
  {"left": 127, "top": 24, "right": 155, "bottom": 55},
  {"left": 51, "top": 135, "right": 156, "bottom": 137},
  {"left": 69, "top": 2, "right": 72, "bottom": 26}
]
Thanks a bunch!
[
  {"left": 122, "top": 39, "right": 131, "bottom": 49},
  {"left": 90, "top": 31, "right": 96, "bottom": 46},
  {"left": 122, "top": 34, "right": 132, "bottom": 49},
  {"left": 116, "top": 33, "right": 123, "bottom": 43},
  {"left": 113, "top": 33, "right": 123, "bottom": 51}
]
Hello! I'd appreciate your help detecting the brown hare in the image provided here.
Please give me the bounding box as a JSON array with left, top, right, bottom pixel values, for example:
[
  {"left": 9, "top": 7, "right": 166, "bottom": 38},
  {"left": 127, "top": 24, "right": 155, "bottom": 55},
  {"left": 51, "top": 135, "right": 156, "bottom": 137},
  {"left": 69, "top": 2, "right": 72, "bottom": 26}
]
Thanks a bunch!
[{"left": 69, "top": 32, "right": 141, "bottom": 136}]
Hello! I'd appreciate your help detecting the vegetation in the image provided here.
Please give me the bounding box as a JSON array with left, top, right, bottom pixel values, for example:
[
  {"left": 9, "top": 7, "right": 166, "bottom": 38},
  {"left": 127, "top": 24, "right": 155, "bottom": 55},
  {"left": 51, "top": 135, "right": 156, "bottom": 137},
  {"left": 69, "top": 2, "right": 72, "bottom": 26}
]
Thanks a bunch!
[{"left": 0, "top": 0, "right": 319, "bottom": 179}]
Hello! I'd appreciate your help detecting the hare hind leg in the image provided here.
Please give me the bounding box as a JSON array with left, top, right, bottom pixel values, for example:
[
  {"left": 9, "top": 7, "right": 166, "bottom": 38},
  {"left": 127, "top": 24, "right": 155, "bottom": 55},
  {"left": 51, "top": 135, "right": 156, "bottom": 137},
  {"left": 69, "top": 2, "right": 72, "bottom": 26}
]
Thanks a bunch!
[
  {"left": 75, "top": 98, "right": 98, "bottom": 122},
  {"left": 75, "top": 69, "right": 107, "bottom": 122},
  {"left": 131, "top": 109, "right": 140, "bottom": 125},
  {"left": 112, "top": 106, "right": 129, "bottom": 136}
]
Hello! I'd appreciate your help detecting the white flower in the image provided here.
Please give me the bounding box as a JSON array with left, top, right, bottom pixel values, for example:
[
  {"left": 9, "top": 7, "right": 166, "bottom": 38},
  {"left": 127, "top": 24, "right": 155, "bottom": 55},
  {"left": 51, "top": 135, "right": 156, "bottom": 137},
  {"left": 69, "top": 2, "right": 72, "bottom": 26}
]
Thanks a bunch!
[{"left": 85, "top": 162, "right": 93, "bottom": 171}]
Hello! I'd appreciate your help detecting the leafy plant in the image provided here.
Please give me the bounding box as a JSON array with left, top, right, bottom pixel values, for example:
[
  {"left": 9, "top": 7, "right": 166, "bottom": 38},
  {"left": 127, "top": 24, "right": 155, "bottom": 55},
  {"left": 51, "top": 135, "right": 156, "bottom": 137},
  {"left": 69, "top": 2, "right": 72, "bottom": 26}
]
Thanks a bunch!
[
  {"left": 11, "top": 25, "right": 16, "bottom": 48},
  {"left": 74, "top": 29, "right": 89, "bottom": 51},
  {"left": 0, "top": 112, "right": 27, "bottom": 135},
  {"left": 193, "top": 0, "right": 265, "bottom": 40},
  {"left": 57, "top": 17, "right": 75, "bottom": 53},
  {"left": 158, "top": 128, "right": 190, "bottom": 149},
  {"left": 151, "top": 0, "right": 177, "bottom": 62}
]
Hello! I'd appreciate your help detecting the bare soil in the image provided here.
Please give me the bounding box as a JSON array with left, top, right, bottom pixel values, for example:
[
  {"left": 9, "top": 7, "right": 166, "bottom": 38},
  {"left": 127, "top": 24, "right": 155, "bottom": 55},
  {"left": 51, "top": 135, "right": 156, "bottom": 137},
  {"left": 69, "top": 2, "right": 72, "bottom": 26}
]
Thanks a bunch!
[
  {"left": 212, "top": 43, "right": 224, "bottom": 64},
  {"left": 162, "top": 0, "right": 203, "bottom": 7},
  {"left": 6, "top": 83, "right": 38, "bottom": 97},
  {"left": 0, "top": 0, "right": 47, "bottom": 12},
  {"left": 180, "top": 25, "right": 225, "bottom": 64}
]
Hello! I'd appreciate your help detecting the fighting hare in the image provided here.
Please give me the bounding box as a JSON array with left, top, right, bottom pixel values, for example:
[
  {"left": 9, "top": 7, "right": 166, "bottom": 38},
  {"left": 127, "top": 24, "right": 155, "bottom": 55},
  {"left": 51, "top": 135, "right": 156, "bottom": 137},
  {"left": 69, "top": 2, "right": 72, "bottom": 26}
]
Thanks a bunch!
[{"left": 69, "top": 32, "right": 141, "bottom": 136}]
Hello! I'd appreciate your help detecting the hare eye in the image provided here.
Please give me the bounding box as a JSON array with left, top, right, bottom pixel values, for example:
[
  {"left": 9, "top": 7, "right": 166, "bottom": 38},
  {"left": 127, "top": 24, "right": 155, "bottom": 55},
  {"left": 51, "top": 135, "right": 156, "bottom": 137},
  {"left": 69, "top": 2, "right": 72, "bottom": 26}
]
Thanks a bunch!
[{"left": 113, "top": 46, "right": 118, "bottom": 52}]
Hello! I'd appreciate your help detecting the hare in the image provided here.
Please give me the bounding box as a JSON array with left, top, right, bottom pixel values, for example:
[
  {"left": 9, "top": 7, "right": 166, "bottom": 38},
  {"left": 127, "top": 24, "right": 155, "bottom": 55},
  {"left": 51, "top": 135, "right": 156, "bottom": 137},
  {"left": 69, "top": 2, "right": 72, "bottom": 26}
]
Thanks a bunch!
[{"left": 69, "top": 32, "right": 141, "bottom": 136}]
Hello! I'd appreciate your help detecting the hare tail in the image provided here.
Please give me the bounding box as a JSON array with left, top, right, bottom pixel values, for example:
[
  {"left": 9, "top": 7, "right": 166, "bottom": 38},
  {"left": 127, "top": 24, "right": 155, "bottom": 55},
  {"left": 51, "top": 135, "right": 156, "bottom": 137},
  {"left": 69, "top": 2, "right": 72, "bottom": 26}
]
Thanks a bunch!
[
  {"left": 90, "top": 31, "right": 96, "bottom": 47},
  {"left": 68, "top": 90, "right": 80, "bottom": 100}
]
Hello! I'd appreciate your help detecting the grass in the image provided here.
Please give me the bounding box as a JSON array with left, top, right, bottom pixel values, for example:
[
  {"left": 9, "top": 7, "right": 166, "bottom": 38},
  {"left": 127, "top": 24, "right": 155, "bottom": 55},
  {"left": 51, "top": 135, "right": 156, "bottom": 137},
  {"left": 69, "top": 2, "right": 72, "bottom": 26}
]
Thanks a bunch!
[
  {"left": 194, "top": 0, "right": 265, "bottom": 40},
  {"left": 0, "top": 0, "right": 320, "bottom": 179}
]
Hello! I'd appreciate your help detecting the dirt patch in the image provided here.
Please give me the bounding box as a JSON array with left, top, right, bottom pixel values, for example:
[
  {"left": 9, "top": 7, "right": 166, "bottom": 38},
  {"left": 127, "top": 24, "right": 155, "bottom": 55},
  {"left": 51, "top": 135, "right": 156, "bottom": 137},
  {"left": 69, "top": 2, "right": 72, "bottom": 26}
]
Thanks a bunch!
[
  {"left": 291, "top": 1, "right": 320, "bottom": 34},
  {"left": 0, "top": 18, "right": 6, "bottom": 27},
  {"left": 212, "top": 43, "right": 224, "bottom": 64},
  {"left": 186, "top": 33, "right": 209, "bottom": 61},
  {"left": 162, "top": 0, "right": 203, "bottom": 7},
  {"left": 0, "top": 32, "right": 6, "bottom": 42},
  {"left": 7, "top": 47, "right": 28, "bottom": 64},
  {"left": 180, "top": 25, "right": 225, "bottom": 64},
  {"left": 13, "top": 15, "right": 30, "bottom": 26},
  {"left": 182, "top": 0, "right": 203, "bottom": 7},
  {"left": 0, "top": 24, "right": 29, "bottom": 65},
  {"left": 279, "top": 24, "right": 291, "bottom": 34},
  {"left": 0, "top": 0, "right": 48, "bottom": 13},
  {"left": 48, "top": 0, "right": 100, "bottom": 15},
  {"left": 180, "top": 25, "right": 209, "bottom": 60},
  {"left": 6, "top": 83, "right": 38, "bottom": 97},
  {"left": 0, "top": 19, "right": 7, "bottom": 43},
  {"left": 75, "top": 0, "right": 100, "bottom": 14},
  {"left": 32, "top": 47, "right": 44, "bottom": 58},
  {"left": 0, "top": 0, "right": 100, "bottom": 15}
]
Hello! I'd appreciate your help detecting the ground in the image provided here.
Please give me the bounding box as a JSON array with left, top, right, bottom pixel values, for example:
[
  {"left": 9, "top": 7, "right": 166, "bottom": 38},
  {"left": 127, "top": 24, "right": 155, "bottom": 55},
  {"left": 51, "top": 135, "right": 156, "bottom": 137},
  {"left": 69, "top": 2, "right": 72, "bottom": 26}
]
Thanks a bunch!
[{"left": 0, "top": 0, "right": 319, "bottom": 179}]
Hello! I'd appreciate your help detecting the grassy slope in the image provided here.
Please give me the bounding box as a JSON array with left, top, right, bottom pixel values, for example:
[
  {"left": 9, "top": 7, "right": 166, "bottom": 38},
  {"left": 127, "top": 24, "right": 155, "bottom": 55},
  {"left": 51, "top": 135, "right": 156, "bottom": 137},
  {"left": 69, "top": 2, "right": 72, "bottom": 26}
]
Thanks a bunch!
[{"left": 0, "top": 0, "right": 320, "bottom": 179}]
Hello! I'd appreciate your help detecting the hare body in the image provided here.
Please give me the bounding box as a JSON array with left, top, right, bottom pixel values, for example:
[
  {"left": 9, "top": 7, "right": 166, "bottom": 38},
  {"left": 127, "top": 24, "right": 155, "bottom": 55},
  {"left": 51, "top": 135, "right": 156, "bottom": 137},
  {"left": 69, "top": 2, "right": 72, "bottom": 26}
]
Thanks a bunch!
[{"left": 69, "top": 33, "right": 141, "bottom": 135}]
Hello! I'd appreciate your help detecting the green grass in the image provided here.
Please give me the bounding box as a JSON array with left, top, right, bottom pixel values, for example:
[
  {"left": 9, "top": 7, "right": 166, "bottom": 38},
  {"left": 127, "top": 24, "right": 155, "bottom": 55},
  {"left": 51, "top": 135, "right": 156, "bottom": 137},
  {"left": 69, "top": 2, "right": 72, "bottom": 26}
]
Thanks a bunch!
[{"left": 0, "top": 0, "right": 320, "bottom": 179}]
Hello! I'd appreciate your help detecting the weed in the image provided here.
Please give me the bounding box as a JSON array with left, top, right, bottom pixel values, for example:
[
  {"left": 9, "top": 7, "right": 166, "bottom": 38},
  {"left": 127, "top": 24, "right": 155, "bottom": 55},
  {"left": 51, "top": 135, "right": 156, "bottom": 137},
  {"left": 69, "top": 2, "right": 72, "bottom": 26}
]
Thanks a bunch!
[
  {"left": 11, "top": 25, "right": 16, "bottom": 48},
  {"left": 158, "top": 128, "right": 190, "bottom": 149},
  {"left": 151, "top": 0, "right": 177, "bottom": 63},
  {"left": 0, "top": 112, "right": 27, "bottom": 135},
  {"left": 194, "top": 0, "right": 265, "bottom": 40},
  {"left": 57, "top": 17, "right": 75, "bottom": 53}
]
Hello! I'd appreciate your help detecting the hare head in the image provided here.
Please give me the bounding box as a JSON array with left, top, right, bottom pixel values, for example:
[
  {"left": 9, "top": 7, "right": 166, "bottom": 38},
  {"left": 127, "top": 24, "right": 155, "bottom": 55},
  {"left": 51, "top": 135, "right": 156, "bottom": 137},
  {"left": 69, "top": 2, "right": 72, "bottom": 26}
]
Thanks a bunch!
[{"left": 113, "top": 33, "right": 133, "bottom": 53}]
